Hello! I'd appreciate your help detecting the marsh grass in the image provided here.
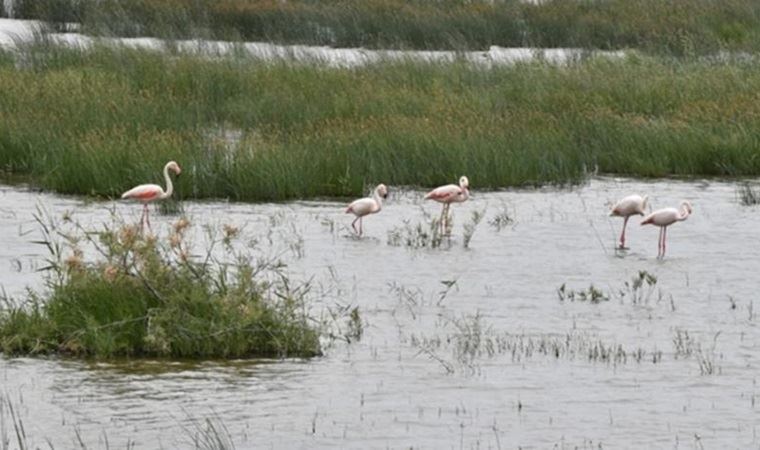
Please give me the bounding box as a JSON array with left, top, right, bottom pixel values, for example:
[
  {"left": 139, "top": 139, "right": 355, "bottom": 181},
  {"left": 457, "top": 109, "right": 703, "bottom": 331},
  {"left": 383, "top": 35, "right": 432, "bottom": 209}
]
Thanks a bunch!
[
  {"left": 557, "top": 284, "right": 609, "bottom": 304},
  {"left": 737, "top": 182, "right": 760, "bottom": 206},
  {"left": 560, "top": 270, "right": 667, "bottom": 306},
  {"left": 3, "top": 44, "right": 760, "bottom": 201},
  {"left": 462, "top": 209, "right": 485, "bottom": 249},
  {"left": 409, "top": 313, "right": 664, "bottom": 374},
  {"left": 13, "top": 0, "right": 760, "bottom": 55},
  {"left": 387, "top": 211, "right": 446, "bottom": 249},
  {"left": 673, "top": 329, "right": 722, "bottom": 375},
  {"left": 488, "top": 203, "right": 514, "bottom": 232},
  {"left": 0, "top": 209, "right": 322, "bottom": 358}
]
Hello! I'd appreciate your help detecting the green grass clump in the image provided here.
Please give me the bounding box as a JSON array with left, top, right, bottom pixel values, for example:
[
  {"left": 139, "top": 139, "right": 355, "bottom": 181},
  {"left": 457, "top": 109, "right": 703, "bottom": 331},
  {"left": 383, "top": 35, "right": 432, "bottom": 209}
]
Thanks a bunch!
[
  {"left": 0, "top": 212, "right": 321, "bottom": 358},
  {"left": 11, "top": 0, "right": 760, "bottom": 55},
  {"left": 2, "top": 44, "right": 760, "bottom": 201}
]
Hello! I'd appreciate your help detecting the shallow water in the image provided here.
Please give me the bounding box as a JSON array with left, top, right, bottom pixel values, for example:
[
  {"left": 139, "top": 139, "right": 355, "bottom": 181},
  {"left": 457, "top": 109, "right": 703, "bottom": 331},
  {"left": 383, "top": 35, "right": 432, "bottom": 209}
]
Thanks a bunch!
[
  {"left": 0, "top": 18, "right": 623, "bottom": 67},
  {"left": 1, "top": 177, "right": 760, "bottom": 448}
]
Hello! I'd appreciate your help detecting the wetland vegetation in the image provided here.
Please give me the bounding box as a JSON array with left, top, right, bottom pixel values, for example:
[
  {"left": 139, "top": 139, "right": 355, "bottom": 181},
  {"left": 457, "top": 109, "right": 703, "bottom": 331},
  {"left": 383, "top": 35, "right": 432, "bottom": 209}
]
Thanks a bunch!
[
  {"left": 7, "top": 0, "right": 760, "bottom": 56},
  {"left": 0, "top": 211, "right": 322, "bottom": 358},
  {"left": 1, "top": 43, "right": 760, "bottom": 201}
]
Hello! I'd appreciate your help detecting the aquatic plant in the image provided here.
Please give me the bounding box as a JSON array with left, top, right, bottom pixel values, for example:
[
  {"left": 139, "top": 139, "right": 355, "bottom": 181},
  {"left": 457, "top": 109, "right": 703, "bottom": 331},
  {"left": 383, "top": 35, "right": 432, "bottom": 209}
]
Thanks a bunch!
[
  {"left": 462, "top": 209, "right": 485, "bottom": 249},
  {"left": 737, "top": 182, "right": 760, "bottom": 206},
  {"left": 409, "top": 313, "right": 664, "bottom": 374},
  {"left": 0, "top": 209, "right": 322, "bottom": 358},
  {"left": 672, "top": 328, "right": 722, "bottom": 375},
  {"left": 557, "top": 283, "right": 609, "bottom": 304},
  {"left": 387, "top": 213, "right": 446, "bottom": 249},
  {"left": 488, "top": 203, "right": 514, "bottom": 232},
  {"left": 619, "top": 270, "right": 660, "bottom": 305}
]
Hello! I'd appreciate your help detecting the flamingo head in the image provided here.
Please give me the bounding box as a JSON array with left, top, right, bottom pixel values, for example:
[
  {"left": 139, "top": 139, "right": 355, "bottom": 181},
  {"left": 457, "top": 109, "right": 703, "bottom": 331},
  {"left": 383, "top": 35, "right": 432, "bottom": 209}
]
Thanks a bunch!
[
  {"left": 459, "top": 176, "right": 469, "bottom": 190},
  {"left": 166, "top": 161, "right": 182, "bottom": 176},
  {"left": 680, "top": 200, "right": 693, "bottom": 214},
  {"left": 376, "top": 183, "right": 388, "bottom": 199}
]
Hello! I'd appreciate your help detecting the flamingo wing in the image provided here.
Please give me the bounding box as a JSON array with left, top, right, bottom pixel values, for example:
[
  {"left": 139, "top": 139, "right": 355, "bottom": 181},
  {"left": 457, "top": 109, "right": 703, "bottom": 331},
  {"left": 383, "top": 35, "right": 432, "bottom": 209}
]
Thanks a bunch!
[
  {"left": 121, "top": 184, "right": 164, "bottom": 202},
  {"left": 611, "top": 195, "right": 639, "bottom": 216},
  {"left": 424, "top": 184, "right": 461, "bottom": 203},
  {"left": 641, "top": 208, "right": 678, "bottom": 226},
  {"left": 346, "top": 197, "right": 377, "bottom": 217}
]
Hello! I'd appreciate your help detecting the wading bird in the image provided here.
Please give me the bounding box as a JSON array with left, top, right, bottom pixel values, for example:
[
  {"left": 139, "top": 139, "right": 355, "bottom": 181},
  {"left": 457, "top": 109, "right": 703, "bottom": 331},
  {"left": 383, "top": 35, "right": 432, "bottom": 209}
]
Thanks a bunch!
[
  {"left": 345, "top": 184, "right": 388, "bottom": 236},
  {"left": 424, "top": 176, "right": 470, "bottom": 234},
  {"left": 610, "top": 194, "right": 649, "bottom": 249},
  {"left": 121, "top": 161, "right": 181, "bottom": 231},
  {"left": 640, "top": 200, "right": 692, "bottom": 258}
]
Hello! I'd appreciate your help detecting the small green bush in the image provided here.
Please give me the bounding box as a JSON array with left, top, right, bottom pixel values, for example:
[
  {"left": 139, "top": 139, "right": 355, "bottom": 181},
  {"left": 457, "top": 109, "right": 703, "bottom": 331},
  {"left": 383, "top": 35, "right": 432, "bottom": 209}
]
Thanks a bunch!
[{"left": 0, "top": 212, "right": 322, "bottom": 358}]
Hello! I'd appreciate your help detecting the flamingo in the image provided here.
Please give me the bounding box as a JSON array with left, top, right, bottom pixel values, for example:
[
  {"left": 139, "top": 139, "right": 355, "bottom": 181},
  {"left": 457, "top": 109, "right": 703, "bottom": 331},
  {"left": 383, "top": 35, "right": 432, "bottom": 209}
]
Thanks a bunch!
[
  {"left": 345, "top": 184, "right": 388, "bottom": 236},
  {"left": 610, "top": 194, "right": 648, "bottom": 249},
  {"left": 424, "top": 176, "right": 469, "bottom": 234},
  {"left": 121, "top": 161, "right": 181, "bottom": 231},
  {"left": 640, "top": 200, "right": 693, "bottom": 258}
]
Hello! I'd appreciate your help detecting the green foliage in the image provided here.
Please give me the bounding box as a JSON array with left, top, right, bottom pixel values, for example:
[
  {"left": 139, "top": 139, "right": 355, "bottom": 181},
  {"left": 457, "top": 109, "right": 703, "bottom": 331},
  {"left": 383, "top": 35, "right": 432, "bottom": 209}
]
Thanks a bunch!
[
  {"left": 12, "top": 0, "right": 760, "bottom": 54},
  {"left": 2, "top": 45, "right": 760, "bottom": 201},
  {"left": 557, "top": 283, "right": 609, "bottom": 304},
  {"left": 0, "top": 212, "right": 322, "bottom": 358}
]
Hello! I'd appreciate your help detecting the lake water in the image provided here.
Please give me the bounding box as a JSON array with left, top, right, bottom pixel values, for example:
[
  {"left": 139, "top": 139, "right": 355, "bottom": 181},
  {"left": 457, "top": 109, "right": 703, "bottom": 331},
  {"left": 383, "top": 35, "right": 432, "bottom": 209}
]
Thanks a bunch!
[{"left": 1, "top": 177, "right": 759, "bottom": 448}]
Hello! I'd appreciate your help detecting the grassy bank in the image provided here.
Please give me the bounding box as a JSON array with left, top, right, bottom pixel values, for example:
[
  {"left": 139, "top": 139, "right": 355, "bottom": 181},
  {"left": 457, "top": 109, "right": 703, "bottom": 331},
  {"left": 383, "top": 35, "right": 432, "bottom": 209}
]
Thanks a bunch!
[
  {"left": 1, "top": 44, "right": 760, "bottom": 201},
  {"left": 7, "top": 0, "right": 760, "bottom": 55},
  {"left": 0, "top": 212, "right": 322, "bottom": 358}
]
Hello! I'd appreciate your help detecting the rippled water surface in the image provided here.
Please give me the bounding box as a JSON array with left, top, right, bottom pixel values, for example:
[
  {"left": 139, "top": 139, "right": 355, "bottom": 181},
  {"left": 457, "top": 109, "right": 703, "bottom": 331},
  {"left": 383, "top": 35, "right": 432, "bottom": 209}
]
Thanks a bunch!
[{"left": 1, "top": 178, "right": 759, "bottom": 448}]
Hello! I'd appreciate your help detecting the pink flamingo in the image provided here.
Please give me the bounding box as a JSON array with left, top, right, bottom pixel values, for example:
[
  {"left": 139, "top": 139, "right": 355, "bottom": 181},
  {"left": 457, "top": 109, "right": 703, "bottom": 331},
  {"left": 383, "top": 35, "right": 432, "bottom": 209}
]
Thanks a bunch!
[
  {"left": 424, "top": 176, "right": 469, "bottom": 234},
  {"left": 640, "top": 200, "right": 692, "bottom": 258},
  {"left": 610, "top": 194, "right": 648, "bottom": 249},
  {"left": 345, "top": 184, "right": 388, "bottom": 236},
  {"left": 121, "top": 161, "right": 181, "bottom": 231}
]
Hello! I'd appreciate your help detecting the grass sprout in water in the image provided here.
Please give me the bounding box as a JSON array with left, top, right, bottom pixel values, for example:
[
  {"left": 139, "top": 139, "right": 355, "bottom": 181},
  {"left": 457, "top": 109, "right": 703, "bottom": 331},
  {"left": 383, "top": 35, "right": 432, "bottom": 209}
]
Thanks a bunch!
[
  {"left": 737, "top": 182, "right": 760, "bottom": 206},
  {"left": 672, "top": 329, "right": 722, "bottom": 376},
  {"left": 387, "top": 213, "right": 446, "bottom": 249},
  {"left": 488, "top": 203, "right": 514, "bottom": 232},
  {"left": 559, "top": 270, "right": 667, "bottom": 306},
  {"left": 557, "top": 284, "right": 609, "bottom": 303},
  {"left": 409, "top": 313, "right": 664, "bottom": 375},
  {"left": 619, "top": 270, "right": 660, "bottom": 305},
  {"left": 387, "top": 208, "right": 484, "bottom": 249},
  {"left": 462, "top": 209, "right": 485, "bottom": 249}
]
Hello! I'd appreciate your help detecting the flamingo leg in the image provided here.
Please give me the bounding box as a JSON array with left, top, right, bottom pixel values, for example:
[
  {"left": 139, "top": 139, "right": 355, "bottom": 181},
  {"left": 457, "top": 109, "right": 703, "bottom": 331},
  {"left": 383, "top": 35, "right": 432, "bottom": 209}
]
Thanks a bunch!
[
  {"left": 439, "top": 205, "right": 447, "bottom": 234},
  {"left": 144, "top": 204, "right": 152, "bottom": 232},
  {"left": 351, "top": 217, "right": 359, "bottom": 235},
  {"left": 662, "top": 226, "right": 668, "bottom": 258},
  {"left": 139, "top": 204, "right": 147, "bottom": 232},
  {"left": 443, "top": 203, "right": 451, "bottom": 235},
  {"left": 359, "top": 217, "right": 363, "bottom": 236},
  {"left": 619, "top": 216, "right": 629, "bottom": 249},
  {"left": 656, "top": 227, "right": 663, "bottom": 258}
]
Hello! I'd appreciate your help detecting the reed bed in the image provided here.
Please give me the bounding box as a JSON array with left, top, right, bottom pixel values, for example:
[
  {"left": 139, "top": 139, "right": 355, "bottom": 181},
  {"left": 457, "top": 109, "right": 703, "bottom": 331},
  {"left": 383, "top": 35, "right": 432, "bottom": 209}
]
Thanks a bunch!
[
  {"left": 1, "top": 44, "right": 760, "bottom": 201},
  {"left": 9, "top": 0, "right": 760, "bottom": 55}
]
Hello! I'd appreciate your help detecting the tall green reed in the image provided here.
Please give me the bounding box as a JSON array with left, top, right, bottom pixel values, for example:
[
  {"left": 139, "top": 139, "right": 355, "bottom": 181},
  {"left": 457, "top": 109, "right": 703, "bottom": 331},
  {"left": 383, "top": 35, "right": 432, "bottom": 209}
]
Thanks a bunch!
[{"left": 1, "top": 44, "right": 760, "bottom": 201}]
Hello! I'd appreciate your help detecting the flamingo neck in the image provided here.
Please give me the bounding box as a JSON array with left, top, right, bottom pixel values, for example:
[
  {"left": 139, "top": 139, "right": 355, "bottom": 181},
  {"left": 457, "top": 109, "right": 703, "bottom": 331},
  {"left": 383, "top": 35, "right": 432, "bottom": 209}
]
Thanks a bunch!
[
  {"left": 678, "top": 207, "right": 690, "bottom": 221},
  {"left": 161, "top": 164, "right": 174, "bottom": 199},
  {"left": 373, "top": 188, "right": 384, "bottom": 211}
]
